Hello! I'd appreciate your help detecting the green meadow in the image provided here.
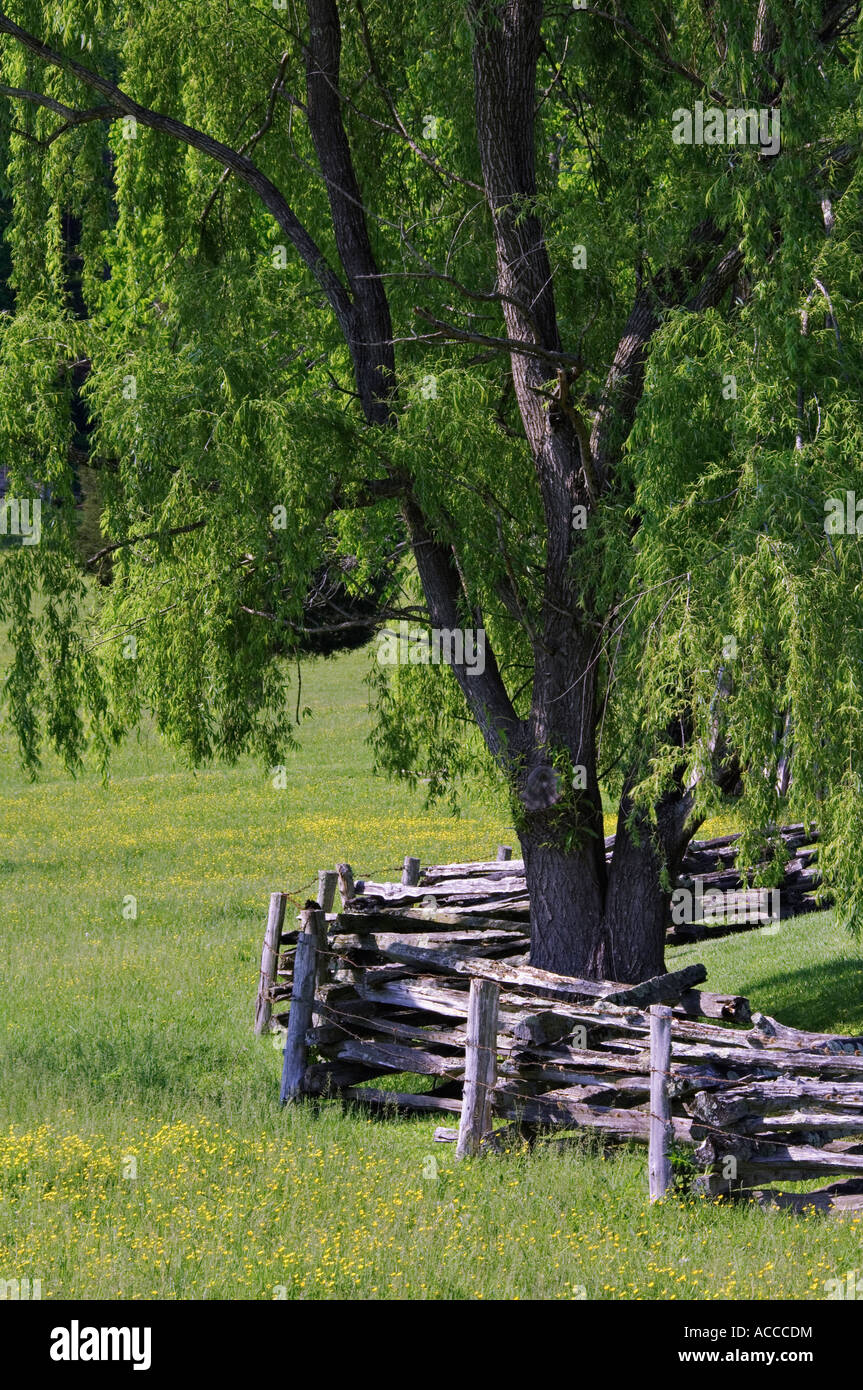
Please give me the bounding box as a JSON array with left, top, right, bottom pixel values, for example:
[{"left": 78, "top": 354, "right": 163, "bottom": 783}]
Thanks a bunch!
[{"left": 2, "top": 647, "right": 863, "bottom": 1300}]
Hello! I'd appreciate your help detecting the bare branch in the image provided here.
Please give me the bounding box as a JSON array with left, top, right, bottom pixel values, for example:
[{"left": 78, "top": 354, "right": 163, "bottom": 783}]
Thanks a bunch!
[
  {"left": 408, "top": 307, "right": 585, "bottom": 370},
  {"left": 85, "top": 519, "right": 209, "bottom": 568},
  {"left": 574, "top": 8, "right": 727, "bottom": 103},
  {"left": 353, "top": 0, "right": 484, "bottom": 193},
  {"left": 196, "top": 51, "right": 292, "bottom": 235},
  {"left": 0, "top": 84, "right": 116, "bottom": 144}
]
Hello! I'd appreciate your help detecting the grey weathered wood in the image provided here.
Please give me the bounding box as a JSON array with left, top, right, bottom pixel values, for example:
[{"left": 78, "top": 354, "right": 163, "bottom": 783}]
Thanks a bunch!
[
  {"left": 382, "top": 938, "right": 706, "bottom": 1006},
  {"left": 279, "top": 908, "right": 324, "bottom": 1103},
  {"left": 350, "top": 820, "right": 828, "bottom": 940},
  {"left": 743, "top": 1178, "right": 863, "bottom": 1215},
  {"left": 339, "top": 1087, "right": 463, "bottom": 1114},
  {"left": 491, "top": 1087, "right": 695, "bottom": 1143},
  {"left": 502, "top": 1065, "right": 639, "bottom": 1102},
  {"left": 433, "top": 1126, "right": 459, "bottom": 1142},
  {"left": 355, "top": 878, "right": 526, "bottom": 901},
  {"left": 676, "top": 989, "right": 751, "bottom": 1024},
  {"left": 336, "top": 862, "right": 356, "bottom": 908},
  {"left": 376, "top": 896, "right": 531, "bottom": 919},
  {"left": 695, "top": 1130, "right": 863, "bottom": 1177},
  {"left": 514, "top": 1045, "right": 652, "bottom": 1074},
  {"left": 353, "top": 974, "right": 747, "bottom": 1050},
  {"left": 735, "top": 1112, "right": 863, "bottom": 1141},
  {"left": 402, "top": 855, "right": 421, "bottom": 886},
  {"left": 330, "top": 928, "right": 528, "bottom": 955},
  {"left": 511, "top": 1010, "right": 587, "bottom": 1047},
  {"left": 361, "top": 876, "right": 526, "bottom": 897},
  {"left": 301, "top": 1060, "right": 387, "bottom": 1094},
  {"left": 300, "top": 995, "right": 386, "bottom": 1046},
  {"left": 749, "top": 1013, "right": 863, "bottom": 1055},
  {"left": 605, "top": 967, "right": 708, "bottom": 1008},
  {"left": 356, "top": 973, "right": 473, "bottom": 1018},
  {"left": 422, "top": 857, "right": 525, "bottom": 879},
  {"left": 337, "top": 908, "right": 528, "bottom": 934},
  {"left": 326, "top": 1012, "right": 471, "bottom": 1052},
  {"left": 254, "top": 891, "right": 287, "bottom": 1035},
  {"left": 688, "top": 1079, "right": 863, "bottom": 1126},
  {"left": 649, "top": 1004, "right": 673, "bottom": 1201},
  {"left": 667, "top": 1039, "right": 863, "bottom": 1076},
  {"left": 509, "top": 1003, "right": 753, "bottom": 1048},
  {"left": 457, "top": 978, "right": 499, "bottom": 1158},
  {"left": 326, "top": 1038, "right": 465, "bottom": 1078},
  {"left": 317, "top": 870, "right": 338, "bottom": 913},
  {"left": 496, "top": 845, "right": 512, "bottom": 861},
  {"left": 331, "top": 962, "right": 411, "bottom": 988}
]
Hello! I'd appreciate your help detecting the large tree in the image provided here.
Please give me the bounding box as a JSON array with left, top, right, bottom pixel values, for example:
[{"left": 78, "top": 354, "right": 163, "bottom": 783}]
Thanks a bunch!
[{"left": 1, "top": 1, "right": 862, "bottom": 979}]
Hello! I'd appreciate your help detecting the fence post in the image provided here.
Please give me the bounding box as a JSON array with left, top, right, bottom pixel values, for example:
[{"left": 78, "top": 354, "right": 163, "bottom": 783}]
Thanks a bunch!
[
  {"left": 457, "top": 978, "right": 500, "bottom": 1158},
  {"left": 402, "top": 855, "right": 421, "bottom": 886},
  {"left": 254, "top": 891, "right": 287, "bottom": 1036},
  {"left": 337, "top": 862, "right": 356, "bottom": 908},
  {"left": 317, "top": 869, "right": 338, "bottom": 913},
  {"left": 496, "top": 845, "right": 512, "bottom": 861},
  {"left": 649, "top": 1003, "right": 673, "bottom": 1201},
  {"left": 280, "top": 908, "right": 325, "bottom": 1104}
]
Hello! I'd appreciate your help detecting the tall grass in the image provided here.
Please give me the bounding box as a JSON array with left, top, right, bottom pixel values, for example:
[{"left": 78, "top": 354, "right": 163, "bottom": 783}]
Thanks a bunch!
[{"left": 1, "top": 647, "right": 862, "bottom": 1299}]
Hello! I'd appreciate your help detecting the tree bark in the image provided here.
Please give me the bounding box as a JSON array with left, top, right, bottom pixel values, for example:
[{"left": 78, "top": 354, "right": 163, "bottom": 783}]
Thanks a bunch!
[
  {"left": 599, "top": 807, "right": 679, "bottom": 982},
  {"left": 520, "top": 825, "right": 606, "bottom": 976}
]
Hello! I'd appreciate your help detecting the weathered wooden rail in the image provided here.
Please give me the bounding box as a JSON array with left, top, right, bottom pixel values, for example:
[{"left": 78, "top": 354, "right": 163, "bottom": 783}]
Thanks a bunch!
[
  {"left": 254, "top": 845, "right": 861, "bottom": 1212},
  {"left": 342, "top": 826, "right": 825, "bottom": 944}
]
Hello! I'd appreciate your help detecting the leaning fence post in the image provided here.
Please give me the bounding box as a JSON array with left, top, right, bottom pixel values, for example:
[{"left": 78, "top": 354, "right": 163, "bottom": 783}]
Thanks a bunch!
[
  {"left": 254, "top": 891, "right": 287, "bottom": 1036},
  {"left": 402, "top": 855, "right": 421, "bottom": 886},
  {"left": 280, "top": 908, "right": 325, "bottom": 1103},
  {"left": 317, "top": 869, "right": 338, "bottom": 913},
  {"left": 457, "top": 978, "right": 500, "bottom": 1158},
  {"left": 649, "top": 1003, "right": 673, "bottom": 1201},
  {"left": 496, "top": 845, "right": 512, "bottom": 861}
]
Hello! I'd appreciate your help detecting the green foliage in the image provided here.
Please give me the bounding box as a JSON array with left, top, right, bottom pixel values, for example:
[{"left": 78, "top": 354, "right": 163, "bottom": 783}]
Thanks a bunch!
[
  {"left": 668, "top": 1141, "right": 699, "bottom": 1196},
  {"left": 1, "top": 1, "right": 863, "bottom": 923}
]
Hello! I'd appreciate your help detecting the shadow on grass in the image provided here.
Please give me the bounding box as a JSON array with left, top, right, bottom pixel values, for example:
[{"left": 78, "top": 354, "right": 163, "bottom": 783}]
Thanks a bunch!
[{"left": 750, "top": 957, "right": 863, "bottom": 1034}]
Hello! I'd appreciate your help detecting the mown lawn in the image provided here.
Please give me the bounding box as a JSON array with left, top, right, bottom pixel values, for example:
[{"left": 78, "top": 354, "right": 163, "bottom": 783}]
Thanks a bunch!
[{"left": 2, "top": 646, "right": 863, "bottom": 1300}]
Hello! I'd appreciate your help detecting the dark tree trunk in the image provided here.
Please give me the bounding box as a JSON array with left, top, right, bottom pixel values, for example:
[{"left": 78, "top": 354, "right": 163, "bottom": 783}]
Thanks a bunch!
[
  {"left": 600, "top": 790, "right": 697, "bottom": 981},
  {"left": 597, "top": 830, "right": 673, "bottom": 983},
  {"left": 521, "top": 828, "right": 607, "bottom": 977},
  {"left": 521, "top": 792, "right": 697, "bottom": 982}
]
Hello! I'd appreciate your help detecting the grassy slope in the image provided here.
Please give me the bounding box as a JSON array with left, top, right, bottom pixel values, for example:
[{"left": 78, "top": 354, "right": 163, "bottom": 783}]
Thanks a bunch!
[{"left": 1, "top": 646, "right": 862, "bottom": 1300}]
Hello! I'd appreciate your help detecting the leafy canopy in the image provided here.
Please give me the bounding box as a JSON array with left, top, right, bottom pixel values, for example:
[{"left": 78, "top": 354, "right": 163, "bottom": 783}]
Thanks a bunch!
[{"left": 2, "top": 1, "right": 863, "bottom": 922}]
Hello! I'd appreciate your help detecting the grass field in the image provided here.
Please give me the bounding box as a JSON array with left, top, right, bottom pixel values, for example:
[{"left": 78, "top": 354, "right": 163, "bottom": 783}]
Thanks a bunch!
[{"left": 2, "top": 646, "right": 863, "bottom": 1300}]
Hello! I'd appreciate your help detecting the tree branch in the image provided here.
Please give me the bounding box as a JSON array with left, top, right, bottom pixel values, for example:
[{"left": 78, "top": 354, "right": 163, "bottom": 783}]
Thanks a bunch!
[
  {"left": 302, "top": 0, "right": 396, "bottom": 423},
  {"left": 0, "top": 12, "right": 354, "bottom": 334},
  {"left": 402, "top": 497, "right": 522, "bottom": 765},
  {"left": 409, "top": 307, "right": 584, "bottom": 369},
  {"left": 0, "top": 84, "right": 116, "bottom": 145},
  {"left": 85, "top": 519, "right": 209, "bottom": 568}
]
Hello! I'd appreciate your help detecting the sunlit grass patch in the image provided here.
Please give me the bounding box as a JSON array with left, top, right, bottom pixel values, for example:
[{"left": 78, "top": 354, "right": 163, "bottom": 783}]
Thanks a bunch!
[{"left": 1, "top": 646, "right": 862, "bottom": 1300}]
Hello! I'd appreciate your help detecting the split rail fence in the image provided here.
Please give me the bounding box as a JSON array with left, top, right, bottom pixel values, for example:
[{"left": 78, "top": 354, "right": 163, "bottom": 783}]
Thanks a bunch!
[{"left": 254, "top": 846, "right": 863, "bottom": 1212}]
